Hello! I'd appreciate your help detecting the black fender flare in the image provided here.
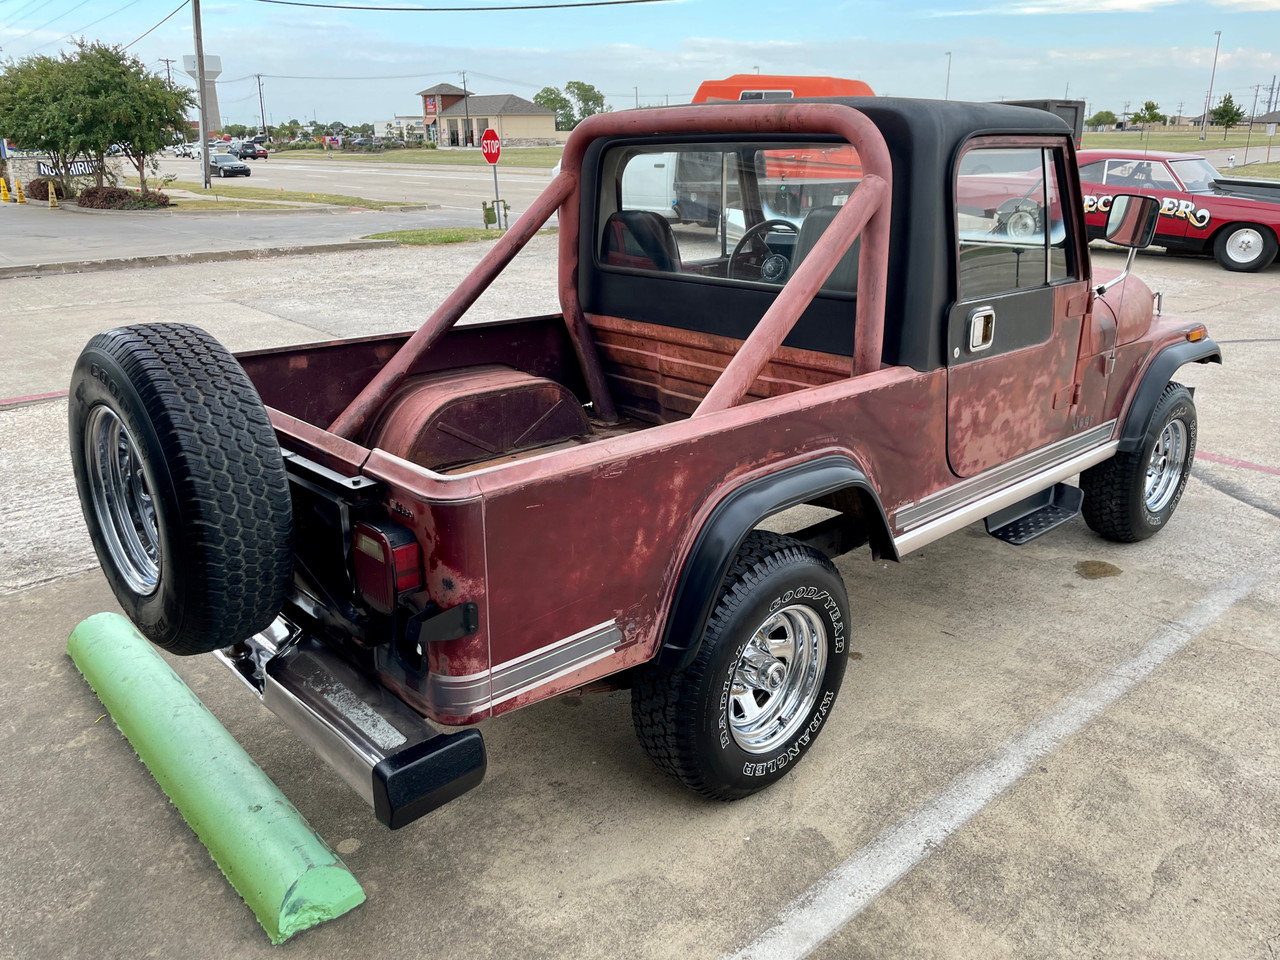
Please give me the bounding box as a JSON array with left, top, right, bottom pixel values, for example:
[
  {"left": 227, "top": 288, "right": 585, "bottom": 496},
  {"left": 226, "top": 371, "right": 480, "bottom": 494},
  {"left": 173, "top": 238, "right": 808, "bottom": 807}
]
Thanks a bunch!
[
  {"left": 1118, "top": 338, "right": 1221, "bottom": 453},
  {"left": 655, "top": 455, "right": 893, "bottom": 672}
]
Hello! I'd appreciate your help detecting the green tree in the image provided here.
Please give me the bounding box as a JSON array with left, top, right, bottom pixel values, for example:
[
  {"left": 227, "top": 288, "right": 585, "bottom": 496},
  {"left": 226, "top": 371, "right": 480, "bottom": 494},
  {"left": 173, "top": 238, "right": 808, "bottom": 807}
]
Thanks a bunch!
[
  {"left": 224, "top": 123, "right": 251, "bottom": 139},
  {"left": 1086, "top": 109, "right": 1118, "bottom": 128},
  {"left": 1211, "top": 93, "right": 1245, "bottom": 139},
  {"left": 534, "top": 85, "right": 574, "bottom": 130},
  {"left": 0, "top": 42, "right": 191, "bottom": 191},
  {"left": 1131, "top": 101, "right": 1166, "bottom": 125},
  {"left": 564, "top": 80, "right": 609, "bottom": 126},
  {"left": 0, "top": 51, "right": 88, "bottom": 190}
]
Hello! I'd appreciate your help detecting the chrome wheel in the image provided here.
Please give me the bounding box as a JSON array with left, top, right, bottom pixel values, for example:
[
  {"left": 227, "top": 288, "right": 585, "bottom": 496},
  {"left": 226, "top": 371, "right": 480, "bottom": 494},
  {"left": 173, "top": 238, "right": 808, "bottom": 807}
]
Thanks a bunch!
[
  {"left": 1145, "top": 418, "right": 1188, "bottom": 513},
  {"left": 728, "top": 603, "right": 828, "bottom": 754},
  {"left": 84, "top": 405, "right": 160, "bottom": 595},
  {"left": 1224, "top": 227, "right": 1264, "bottom": 265}
]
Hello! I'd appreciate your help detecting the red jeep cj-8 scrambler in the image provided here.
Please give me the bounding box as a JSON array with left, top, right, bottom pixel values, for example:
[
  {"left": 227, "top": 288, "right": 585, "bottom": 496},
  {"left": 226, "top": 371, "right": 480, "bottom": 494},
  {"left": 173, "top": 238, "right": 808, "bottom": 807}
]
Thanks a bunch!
[{"left": 70, "top": 100, "right": 1221, "bottom": 828}]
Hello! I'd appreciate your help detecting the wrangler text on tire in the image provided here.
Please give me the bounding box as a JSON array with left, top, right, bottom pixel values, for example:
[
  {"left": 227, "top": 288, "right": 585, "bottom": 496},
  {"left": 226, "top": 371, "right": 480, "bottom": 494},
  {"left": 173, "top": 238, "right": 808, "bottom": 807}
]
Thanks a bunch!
[{"left": 632, "top": 531, "right": 849, "bottom": 800}]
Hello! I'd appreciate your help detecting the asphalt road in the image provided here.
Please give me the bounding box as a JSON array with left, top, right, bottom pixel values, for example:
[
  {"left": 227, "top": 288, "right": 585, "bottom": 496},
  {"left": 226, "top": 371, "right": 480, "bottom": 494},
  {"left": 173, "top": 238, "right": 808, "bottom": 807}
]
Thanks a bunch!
[
  {"left": 1, "top": 242, "right": 1278, "bottom": 959},
  {"left": 157, "top": 153, "right": 554, "bottom": 212}
]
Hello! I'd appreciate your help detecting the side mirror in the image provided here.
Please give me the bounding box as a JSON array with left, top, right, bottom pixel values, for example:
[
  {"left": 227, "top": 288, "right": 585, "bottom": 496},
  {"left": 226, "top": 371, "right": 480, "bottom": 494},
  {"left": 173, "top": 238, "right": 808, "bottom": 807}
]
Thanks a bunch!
[
  {"left": 1104, "top": 194, "right": 1160, "bottom": 249},
  {"left": 1096, "top": 194, "right": 1160, "bottom": 296}
]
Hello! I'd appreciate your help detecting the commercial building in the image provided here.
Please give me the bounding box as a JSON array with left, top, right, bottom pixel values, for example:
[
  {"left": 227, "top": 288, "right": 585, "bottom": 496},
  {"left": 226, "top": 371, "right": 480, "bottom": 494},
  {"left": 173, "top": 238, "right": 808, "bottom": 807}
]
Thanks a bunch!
[{"left": 417, "top": 83, "right": 557, "bottom": 147}]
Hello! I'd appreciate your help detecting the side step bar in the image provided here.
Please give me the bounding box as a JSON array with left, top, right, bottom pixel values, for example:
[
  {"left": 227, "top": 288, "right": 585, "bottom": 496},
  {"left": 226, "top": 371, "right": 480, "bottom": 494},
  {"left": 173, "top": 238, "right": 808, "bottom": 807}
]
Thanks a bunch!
[
  {"left": 984, "top": 482, "right": 1084, "bottom": 545},
  {"left": 214, "top": 620, "right": 485, "bottom": 829}
]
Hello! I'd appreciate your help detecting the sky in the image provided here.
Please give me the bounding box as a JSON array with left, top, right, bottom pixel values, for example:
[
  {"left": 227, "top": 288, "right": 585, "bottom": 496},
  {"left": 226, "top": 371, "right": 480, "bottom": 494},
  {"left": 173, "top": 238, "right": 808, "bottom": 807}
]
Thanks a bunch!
[{"left": 1, "top": 0, "right": 1278, "bottom": 128}]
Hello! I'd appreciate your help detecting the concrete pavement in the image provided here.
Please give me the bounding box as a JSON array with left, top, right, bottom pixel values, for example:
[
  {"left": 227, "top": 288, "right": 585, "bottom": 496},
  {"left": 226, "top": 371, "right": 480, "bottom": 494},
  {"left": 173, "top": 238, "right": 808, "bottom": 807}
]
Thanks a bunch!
[{"left": 0, "top": 243, "right": 1277, "bottom": 959}]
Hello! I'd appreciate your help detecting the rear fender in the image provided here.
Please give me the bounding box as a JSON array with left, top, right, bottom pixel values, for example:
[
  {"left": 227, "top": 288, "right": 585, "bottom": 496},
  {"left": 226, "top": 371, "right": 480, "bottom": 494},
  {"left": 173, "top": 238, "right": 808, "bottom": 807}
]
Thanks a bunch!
[
  {"left": 1118, "top": 339, "right": 1221, "bottom": 452},
  {"left": 656, "top": 456, "right": 893, "bottom": 672}
]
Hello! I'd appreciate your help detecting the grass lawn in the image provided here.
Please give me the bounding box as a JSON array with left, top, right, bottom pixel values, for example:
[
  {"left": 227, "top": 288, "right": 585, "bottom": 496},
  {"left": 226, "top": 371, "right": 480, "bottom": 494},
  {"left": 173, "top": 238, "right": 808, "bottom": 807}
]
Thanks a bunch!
[
  {"left": 1227, "top": 161, "right": 1280, "bottom": 179},
  {"left": 130, "top": 177, "right": 398, "bottom": 209},
  {"left": 323, "top": 146, "right": 563, "bottom": 168},
  {"left": 363, "top": 227, "right": 507, "bottom": 245},
  {"left": 1081, "top": 129, "right": 1280, "bottom": 154}
]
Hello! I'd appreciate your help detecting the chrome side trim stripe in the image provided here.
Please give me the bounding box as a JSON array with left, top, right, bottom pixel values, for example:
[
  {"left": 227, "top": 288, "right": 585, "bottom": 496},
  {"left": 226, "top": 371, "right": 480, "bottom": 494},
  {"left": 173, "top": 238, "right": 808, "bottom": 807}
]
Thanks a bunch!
[
  {"left": 895, "top": 421, "right": 1118, "bottom": 532},
  {"left": 431, "top": 619, "right": 623, "bottom": 716},
  {"left": 893, "top": 440, "right": 1119, "bottom": 555}
]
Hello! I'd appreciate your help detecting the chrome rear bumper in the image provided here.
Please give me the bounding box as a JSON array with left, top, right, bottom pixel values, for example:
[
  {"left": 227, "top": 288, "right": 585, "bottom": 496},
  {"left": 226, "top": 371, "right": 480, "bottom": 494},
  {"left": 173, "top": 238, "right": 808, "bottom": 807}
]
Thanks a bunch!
[{"left": 215, "top": 619, "right": 485, "bottom": 829}]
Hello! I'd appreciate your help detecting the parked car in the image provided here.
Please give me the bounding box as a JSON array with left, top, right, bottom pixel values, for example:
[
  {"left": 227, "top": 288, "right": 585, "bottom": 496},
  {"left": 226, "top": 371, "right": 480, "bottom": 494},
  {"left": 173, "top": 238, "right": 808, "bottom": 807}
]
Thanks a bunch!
[
  {"left": 69, "top": 99, "right": 1219, "bottom": 830},
  {"left": 1078, "top": 148, "right": 1280, "bottom": 272},
  {"left": 172, "top": 143, "right": 198, "bottom": 159},
  {"left": 231, "top": 142, "right": 263, "bottom": 160},
  {"left": 209, "top": 153, "right": 252, "bottom": 177}
]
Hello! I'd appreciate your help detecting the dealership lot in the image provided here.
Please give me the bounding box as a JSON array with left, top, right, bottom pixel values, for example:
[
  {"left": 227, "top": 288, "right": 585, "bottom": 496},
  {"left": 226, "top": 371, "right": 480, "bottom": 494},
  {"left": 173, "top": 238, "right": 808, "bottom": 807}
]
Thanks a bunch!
[{"left": 0, "top": 243, "right": 1277, "bottom": 958}]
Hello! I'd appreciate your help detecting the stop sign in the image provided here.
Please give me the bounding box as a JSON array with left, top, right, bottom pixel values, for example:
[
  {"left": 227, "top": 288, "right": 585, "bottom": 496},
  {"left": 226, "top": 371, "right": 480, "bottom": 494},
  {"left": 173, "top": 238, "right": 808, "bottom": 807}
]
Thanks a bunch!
[{"left": 481, "top": 128, "right": 501, "bottom": 164}]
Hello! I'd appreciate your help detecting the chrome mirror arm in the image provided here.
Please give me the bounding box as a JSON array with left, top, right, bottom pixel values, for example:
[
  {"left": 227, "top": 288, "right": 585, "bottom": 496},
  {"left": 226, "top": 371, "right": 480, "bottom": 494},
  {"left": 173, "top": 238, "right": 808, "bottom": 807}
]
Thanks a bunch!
[{"left": 1096, "top": 246, "right": 1138, "bottom": 297}]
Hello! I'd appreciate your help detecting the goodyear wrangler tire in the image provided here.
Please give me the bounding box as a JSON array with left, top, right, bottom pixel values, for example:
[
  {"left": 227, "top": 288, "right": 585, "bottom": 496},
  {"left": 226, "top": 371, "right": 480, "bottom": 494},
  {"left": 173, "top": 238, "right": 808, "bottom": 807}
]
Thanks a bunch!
[
  {"left": 1081, "top": 381, "right": 1197, "bottom": 543},
  {"left": 632, "top": 531, "right": 849, "bottom": 800},
  {"left": 69, "top": 323, "right": 293, "bottom": 656}
]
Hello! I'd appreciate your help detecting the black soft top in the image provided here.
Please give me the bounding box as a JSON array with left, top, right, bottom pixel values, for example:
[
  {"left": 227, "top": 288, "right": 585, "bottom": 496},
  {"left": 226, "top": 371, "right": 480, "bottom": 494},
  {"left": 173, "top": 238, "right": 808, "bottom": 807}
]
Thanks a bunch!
[{"left": 813, "top": 98, "right": 1074, "bottom": 368}]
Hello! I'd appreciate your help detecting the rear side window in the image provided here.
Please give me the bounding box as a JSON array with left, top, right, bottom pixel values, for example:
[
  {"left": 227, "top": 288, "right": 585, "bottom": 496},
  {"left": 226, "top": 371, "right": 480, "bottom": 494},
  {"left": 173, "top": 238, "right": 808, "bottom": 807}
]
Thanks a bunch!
[{"left": 955, "top": 146, "right": 1074, "bottom": 301}]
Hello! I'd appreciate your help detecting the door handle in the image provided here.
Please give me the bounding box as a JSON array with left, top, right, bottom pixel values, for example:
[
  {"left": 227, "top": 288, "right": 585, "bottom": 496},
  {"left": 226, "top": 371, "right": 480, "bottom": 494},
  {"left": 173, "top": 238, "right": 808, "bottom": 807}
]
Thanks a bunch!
[{"left": 968, "top": 306, "right": 996, "bottom": 353}]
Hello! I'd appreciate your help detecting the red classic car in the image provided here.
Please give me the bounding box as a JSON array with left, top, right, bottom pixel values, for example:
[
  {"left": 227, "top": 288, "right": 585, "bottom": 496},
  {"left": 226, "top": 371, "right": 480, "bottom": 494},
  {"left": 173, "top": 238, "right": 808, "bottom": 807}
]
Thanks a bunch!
[{"left": 1077, "top": 148, "right": 1280, "bottom": 272}]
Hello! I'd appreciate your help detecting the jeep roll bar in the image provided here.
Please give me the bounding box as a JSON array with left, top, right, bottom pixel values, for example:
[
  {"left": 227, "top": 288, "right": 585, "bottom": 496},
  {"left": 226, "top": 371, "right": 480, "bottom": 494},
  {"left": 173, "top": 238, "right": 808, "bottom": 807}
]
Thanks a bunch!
[{"left": 327, "top": 103, "right": 893, "bottom": 441}]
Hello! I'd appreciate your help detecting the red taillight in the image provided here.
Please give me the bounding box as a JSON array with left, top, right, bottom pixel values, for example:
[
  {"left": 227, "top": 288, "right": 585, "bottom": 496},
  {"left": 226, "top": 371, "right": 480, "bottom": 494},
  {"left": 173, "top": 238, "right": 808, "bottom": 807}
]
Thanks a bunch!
[{"left": 353, "top": 521, "right": 423, "bottom": 615}]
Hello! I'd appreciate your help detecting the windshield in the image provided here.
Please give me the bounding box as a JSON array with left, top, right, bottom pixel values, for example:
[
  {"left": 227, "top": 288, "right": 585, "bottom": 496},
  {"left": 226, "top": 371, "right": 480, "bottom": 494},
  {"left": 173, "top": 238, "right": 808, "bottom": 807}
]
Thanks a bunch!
[{"left": 1168, "top": 158, "right": 1219, "bottom": 193}]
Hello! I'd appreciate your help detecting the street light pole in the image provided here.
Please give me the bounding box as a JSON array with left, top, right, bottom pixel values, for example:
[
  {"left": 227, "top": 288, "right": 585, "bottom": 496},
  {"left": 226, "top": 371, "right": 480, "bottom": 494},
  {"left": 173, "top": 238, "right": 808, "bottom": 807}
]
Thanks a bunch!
[
  {"left": 192, "top": 0, "right": 209, "bottom": 188},
  {"left": 256, "top": 74, "right": 268, "bottom": 139},
  {"left": 944, "top": 51, "right": 952, "bottom": 100},
  {"left": 1200, "top": 29, "right": 1222, "bottom": 141}
]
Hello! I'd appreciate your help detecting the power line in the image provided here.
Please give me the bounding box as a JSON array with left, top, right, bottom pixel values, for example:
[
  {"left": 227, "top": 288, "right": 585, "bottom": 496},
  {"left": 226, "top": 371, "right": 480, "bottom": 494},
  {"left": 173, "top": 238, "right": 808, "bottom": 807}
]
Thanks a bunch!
[
  {"left": 220, "top": 70, "right": 455, "bottom": 83},
  {"left": 247, "top": 0, "right": 672, "bottom": 10},
  {"left": 25, "top": 0, "right": 146, "bottom": 53},
  {"left": 8, "top": 0, "right": 95, "bottom": 46},
  {"left": 124, "top": 0, "right": 189, "bottom": 48}
]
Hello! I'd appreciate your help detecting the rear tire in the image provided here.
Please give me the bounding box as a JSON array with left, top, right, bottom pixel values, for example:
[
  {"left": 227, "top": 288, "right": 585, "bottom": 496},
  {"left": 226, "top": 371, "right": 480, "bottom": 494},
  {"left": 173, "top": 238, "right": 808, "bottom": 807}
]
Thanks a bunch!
[
  {"left": 1212, "top": 223, "right": 1277, "bottom": 272},
  {"left": 69, "top": 323, "right": 294, "bottom": 655},
  {"left": 632, "top": 531, "right": 849, "bottom": 800},
  {"left": 1081, "top": 381, "right": 1196, "bottom": 542}
]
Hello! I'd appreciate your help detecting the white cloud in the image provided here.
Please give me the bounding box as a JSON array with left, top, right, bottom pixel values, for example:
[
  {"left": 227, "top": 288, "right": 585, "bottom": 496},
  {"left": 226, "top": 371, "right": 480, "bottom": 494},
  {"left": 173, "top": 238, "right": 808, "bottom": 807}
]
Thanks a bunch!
[{"left": 925, "top": 0, "right": 1179, "bottom": 15}]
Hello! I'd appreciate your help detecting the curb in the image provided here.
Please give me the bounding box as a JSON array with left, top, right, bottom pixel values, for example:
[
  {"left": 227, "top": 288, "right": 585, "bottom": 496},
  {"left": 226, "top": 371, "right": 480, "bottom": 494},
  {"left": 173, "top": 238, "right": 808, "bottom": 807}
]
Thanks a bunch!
[
  {"left": 67, "top": 613, "right": 365, "bottom": 944},
  {"left": 0, "top": 239, "right": 398, "bottom": 280}
]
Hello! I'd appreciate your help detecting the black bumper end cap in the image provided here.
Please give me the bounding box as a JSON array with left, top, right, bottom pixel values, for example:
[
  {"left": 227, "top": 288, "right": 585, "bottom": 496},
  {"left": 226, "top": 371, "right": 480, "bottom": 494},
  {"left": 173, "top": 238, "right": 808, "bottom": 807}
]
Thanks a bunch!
[{"left": 372, "top": 729, "right": 486, "bottom": 830}]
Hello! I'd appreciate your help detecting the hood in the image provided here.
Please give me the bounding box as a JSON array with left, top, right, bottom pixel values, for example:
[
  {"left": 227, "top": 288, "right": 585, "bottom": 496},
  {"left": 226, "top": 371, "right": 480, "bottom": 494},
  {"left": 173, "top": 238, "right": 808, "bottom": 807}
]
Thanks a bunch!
[{"left": 1210, "top": 176, "right": 1280, "bottom": 204}]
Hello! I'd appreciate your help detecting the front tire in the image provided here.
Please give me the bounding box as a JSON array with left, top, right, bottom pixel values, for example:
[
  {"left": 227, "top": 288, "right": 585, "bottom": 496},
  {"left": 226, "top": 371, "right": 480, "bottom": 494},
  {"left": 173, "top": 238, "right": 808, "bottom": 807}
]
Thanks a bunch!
[
  {"left": 1212, "top": 223, "right": 1277, "bottom": 272},
  {"left": 632, "top": 531, "right": 849, "bottom": 800},
  {"left": 1081, "top": 381, "right": 1197, "bottom": 542},
  {"left": 69, "top": 323, "right": 294, "bottom": 655}
]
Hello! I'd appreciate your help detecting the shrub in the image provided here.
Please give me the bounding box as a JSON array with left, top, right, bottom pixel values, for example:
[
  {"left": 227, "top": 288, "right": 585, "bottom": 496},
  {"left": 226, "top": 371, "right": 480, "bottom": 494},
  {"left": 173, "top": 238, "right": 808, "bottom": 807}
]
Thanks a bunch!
[
  {"left": 25, "top": 177, "right": 77, "bottom": 201},
  {"left": 77, "top": 185, "right": 171, "bottom": 209}
]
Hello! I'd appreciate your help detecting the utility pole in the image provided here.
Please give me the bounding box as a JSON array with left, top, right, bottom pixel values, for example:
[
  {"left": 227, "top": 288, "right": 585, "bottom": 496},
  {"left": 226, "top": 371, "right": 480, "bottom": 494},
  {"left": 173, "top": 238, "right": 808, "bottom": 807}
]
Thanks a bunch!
[
  {"left": 1200, "top": 29, "right": 1221, "bottom": 140},
  {"left": 1064, "top": 81, "right": 1070, "bottom": 99},
  {"left": 1176, "top": 101, "right": 1184, "bottom": 123},
  {"left": 159, "top": 58, "right": 175, "bottom": 86},
  {"left": 1244, "top": 84, "right": 1262, "bottom": 164},
  {"left": 634, "top": 86, "right": 639, "bottom": 108},
  {"left": 256, "top": 74, "right": 268, "bottom": 138},
  {"left": 944, "top": 52, "right": 951, "bottom": 100},
  {"left": 192, "top": 0, "right": 210, "bottom": 188},
  {"left": 459, "top": 70, "right": 471, "bottom": 146}
]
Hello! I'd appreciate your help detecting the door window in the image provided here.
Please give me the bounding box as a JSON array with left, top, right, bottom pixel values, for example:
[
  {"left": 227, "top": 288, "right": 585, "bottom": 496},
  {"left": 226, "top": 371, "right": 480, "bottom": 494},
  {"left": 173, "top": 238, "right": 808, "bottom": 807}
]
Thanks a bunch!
[{"left": 955, "top": 147, "right": 1073, "bottom": 301}]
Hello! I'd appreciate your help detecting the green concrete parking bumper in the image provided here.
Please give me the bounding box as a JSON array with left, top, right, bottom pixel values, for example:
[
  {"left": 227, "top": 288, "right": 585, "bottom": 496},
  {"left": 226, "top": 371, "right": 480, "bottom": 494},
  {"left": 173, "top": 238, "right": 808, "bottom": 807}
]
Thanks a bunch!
[{"left": 66, "top": 613, "right": 365, "bottom": 944}]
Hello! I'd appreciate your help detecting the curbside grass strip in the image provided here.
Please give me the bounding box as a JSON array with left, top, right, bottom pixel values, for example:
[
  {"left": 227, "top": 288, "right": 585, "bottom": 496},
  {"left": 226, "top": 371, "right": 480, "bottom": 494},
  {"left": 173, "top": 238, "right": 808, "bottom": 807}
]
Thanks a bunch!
[
  {"left": 0, "top": 239, "right": 397, "bottom": 280},
  {"left": 67, "top": 613, "right": 365, "bottom": 944}
]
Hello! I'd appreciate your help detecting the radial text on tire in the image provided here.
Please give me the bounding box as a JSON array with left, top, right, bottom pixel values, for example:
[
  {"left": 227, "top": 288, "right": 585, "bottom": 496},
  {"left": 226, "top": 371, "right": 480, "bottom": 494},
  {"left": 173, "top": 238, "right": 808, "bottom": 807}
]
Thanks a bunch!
[
  {"left": 1080, "top": 381, "right": 1197, "bottom": 543},
  {"left": 632, "top": 531, "right": 849, "bottom": 800},
  {"left": 69, "top": 323, "right": 294, "bottom": 656}
]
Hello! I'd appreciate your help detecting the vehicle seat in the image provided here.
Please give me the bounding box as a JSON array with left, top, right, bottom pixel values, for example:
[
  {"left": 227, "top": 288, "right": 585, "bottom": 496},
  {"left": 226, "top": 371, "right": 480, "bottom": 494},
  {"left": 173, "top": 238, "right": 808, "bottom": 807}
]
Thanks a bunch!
[
  {"left": 792, "top": 202, "right": 860, "bottom": 295},
  {"left": 601, "top": 210, "right": 681, "bottom": 272}
]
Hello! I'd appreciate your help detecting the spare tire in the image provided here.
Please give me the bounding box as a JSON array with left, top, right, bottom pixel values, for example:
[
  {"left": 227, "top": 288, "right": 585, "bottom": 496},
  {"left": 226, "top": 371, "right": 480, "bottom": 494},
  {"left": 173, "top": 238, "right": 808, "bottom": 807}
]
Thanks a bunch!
[{"left": 69, "top": 323, "right": 294, "bottom": 655}]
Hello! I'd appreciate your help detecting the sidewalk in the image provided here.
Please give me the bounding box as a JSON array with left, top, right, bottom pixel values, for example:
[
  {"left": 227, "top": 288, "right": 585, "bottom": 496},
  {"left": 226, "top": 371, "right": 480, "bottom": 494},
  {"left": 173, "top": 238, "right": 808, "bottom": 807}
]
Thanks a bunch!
[{"left": 0, "top": 200, "right": 475, "bottom": 278}]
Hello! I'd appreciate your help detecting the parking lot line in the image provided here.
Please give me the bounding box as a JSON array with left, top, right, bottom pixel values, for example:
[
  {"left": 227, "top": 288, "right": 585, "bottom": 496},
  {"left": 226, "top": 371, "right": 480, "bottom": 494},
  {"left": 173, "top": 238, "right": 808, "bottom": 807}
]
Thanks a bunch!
[
  {"left": 723, "top": 571, "right": 1262, "bottom": 960},
  {"left": 1197, "top": 450, "right": 1280, "bottom": 477}
]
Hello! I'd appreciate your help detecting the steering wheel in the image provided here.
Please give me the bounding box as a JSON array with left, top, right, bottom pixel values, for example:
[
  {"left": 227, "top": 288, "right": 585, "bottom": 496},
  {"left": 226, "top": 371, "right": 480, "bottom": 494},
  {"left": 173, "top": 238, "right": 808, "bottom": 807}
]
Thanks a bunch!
[{"left": 729, "top": 219, "right": 799, "bottom": 283}]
